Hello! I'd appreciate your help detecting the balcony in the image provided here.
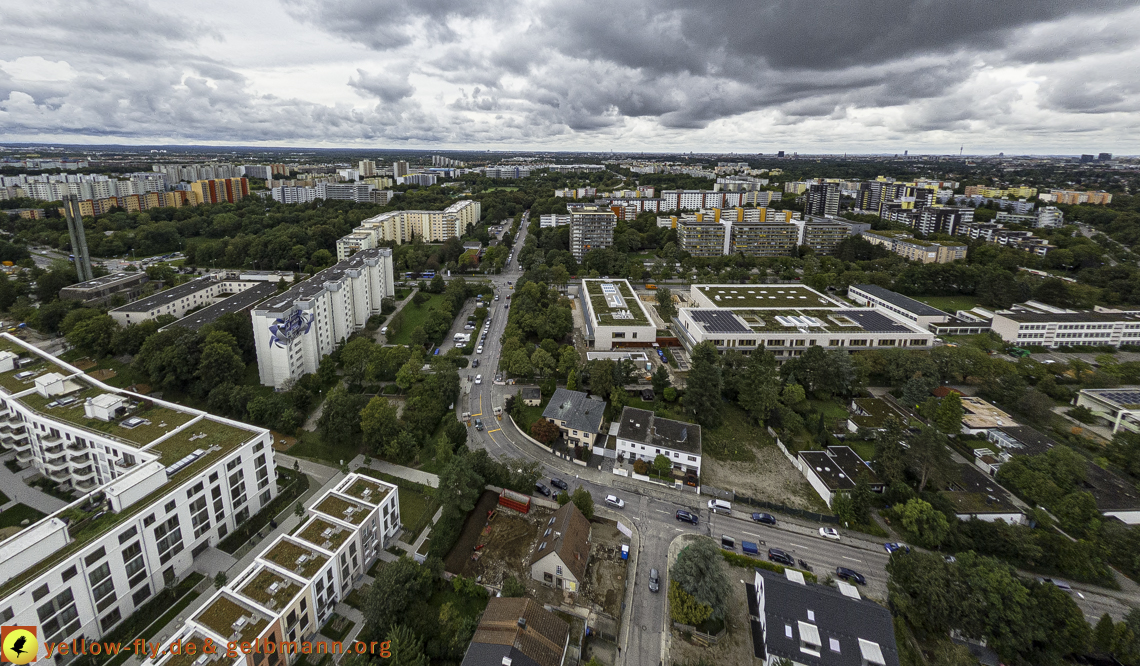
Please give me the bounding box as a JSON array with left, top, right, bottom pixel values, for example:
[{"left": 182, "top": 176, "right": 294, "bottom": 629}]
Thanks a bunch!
[
  {"left": 41, "top": 435, "right": 63, "bottom": 447},
  {"left": 75, "top": 477, "right": 98, "bottom": 491},
  {"left": 68, "top": 453, "right": 90, "bottom": 464},
  {"left": 6, "top": 436, "right": 31, "bottom": 452},
  {"left": 42, "top": 442, "right": 64, "bottom": 455},
  {"left": 71, "top": 465, "right": 96, "bottom": 480},
  {"left": 43, "top": 456, "right": 69, "bottom": 473},
  {"left": 15, "top": 449, "right": 34, "bottom": 464},
  {"left": 47, "top": 467, "right": 70, "bottom": 483},
  {"left": 67, "top": 440, "right": 87, "bottom": 452}
]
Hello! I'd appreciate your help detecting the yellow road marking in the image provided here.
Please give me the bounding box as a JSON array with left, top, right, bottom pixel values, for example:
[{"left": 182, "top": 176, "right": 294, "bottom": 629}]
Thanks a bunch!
[{"left": 488, "top": 428, "right": 502, "bottom": 433}]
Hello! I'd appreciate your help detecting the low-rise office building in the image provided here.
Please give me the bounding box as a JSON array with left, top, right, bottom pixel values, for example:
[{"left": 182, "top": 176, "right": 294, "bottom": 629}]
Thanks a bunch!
[
  {"left": 59, "top": 272, "right": 149, "bottom": 306},
  {"left": 615, "top": 407, "right": 702, "bottom": 482},
  {"left": 143, "top": 472, "right": 401, "bottom": 666},
  {"left": 990, "top": 309, "right": 1140, "bottom": 348},
  {"left": 677, "top": 284, "right": 934, "bottom": 358},
  {"left": 959, "top": 397, "right": 1017, "bottom": 435},
  {"left": 580, "top": 279, "right": 657, "bottom": 350},
  {"left": 252, "top": 248, "right": 395, "bottom": 388},
  {"left": 0, "top": 333, "right": 277, "bottom": 650}
]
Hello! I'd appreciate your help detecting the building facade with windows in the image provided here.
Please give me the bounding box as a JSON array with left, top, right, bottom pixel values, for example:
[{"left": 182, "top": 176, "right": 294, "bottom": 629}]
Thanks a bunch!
[
  {"left": 614, "top": 407, "right": 702, "bottom": 480},
  {"left": 143, "top": 473, "right": 401, "bottom": 666},
  {"left": 0, "top": 333, "right": 277, "bottom": 651},
  {"left": 569, "top": 205, "right": 618, "bottom": 261},
  {"left": 336, "top": 200, "right": 481, "bottom": 257},
  {"left": 990, "top": 310, "right": 1140, "bottom": 348},
  {"left": 579, "top": 279, "right": 657, "bottom": 350},
  {"left": 252, "top": 248, "right": 395, "bottom": 388}
]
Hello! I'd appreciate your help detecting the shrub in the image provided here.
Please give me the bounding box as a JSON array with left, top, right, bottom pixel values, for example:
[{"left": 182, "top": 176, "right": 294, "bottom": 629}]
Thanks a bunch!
[{"left": 633, "top": 458, "right": 649, "bottom": 475}]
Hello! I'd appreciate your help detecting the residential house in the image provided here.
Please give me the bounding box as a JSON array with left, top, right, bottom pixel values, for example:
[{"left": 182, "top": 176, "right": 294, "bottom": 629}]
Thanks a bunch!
[
  {"left": 530, "top": 503, "right": 591, "bottom": 593},
  {"left": 614, "top": 407, "right": 702, "bottom": 483},
  {"left": 541, "top": 388, "right": 606, "bottom": 448},
  {"left": 460, "top": 597, "right": 571, "bottom": 666},
  {"left": 798, "top": 446, "right": 883, "bottom": 508}
]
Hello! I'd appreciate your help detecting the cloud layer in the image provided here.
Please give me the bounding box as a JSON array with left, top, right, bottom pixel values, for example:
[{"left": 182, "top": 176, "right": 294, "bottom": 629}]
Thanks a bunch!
[{"left": 1, "top": 0, "right": 1138, "bottom": 151}]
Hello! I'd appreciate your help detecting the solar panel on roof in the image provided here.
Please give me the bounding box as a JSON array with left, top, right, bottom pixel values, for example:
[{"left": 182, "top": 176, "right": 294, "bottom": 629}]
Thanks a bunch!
[{"left": 691, "top": 310, "right": 749, "bottom": 333}]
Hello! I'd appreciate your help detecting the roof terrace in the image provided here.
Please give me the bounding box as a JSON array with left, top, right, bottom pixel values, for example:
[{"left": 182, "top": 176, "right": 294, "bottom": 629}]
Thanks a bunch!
[
  {"left": 195, "top": 593, "right": 269, "bottom": 645},
  {"left": 296, "top": 517, "right": 351, "bottom": 552},
  {"left": 315, "top": 493, "right": 371, "bottom": 525},
  {"left": 340, "top": 477, "right": 391, "bottom": 505},
  {"left": 262, "top": 538, "right": 328, "bottom": 579},
  {"left": 237, "top": 568, "right": 298, "bottom": 610}
]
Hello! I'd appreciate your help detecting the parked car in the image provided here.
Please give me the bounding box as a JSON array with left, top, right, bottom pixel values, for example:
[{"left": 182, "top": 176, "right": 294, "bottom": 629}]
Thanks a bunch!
[
  {"left": 535, "top": 482, "right": 551, "bottom": 497},
  {"left": 836, "top": 567, "right": 866, "bottom": 585},
  {"left": 474, "top": 418, "right": 484, "bottom": 431},
  {"left": 884, "top": 542, "right": 911, "bottom": 554},
  {"left": 675, "top": 509, "right": 699, "bottom": 525},
  {"left": 477, "top": 346, "right": 484, "bottom": 354},
  {"left": 550, "top": 477, "right": 568, "bottom": 491},
  {"left": 649, "top": 568, "right": 660, "bottom": 593},
  {"left": 768, "top": 548, "right": 795, "bottom": 567},
  {"left": 819, "top": 527, "right": 841, "bottom": 541},
  {"left": 475, "top": 374, "right": 483, "bottom": 384},
  {"left": 721, "top": 535, "right": 736, "bottom": 550},
  {"left": 472, "top": 359, "right": 480, "bottom": 368},
  {"left": 751, "top": 512, "right": 777, "bottom": 525},
  {"left": 1037, "top": 577, "right": 1073, "bottom": 592},
  {"left": 605, "top": 495, "right": 625, "bottom": 509}
]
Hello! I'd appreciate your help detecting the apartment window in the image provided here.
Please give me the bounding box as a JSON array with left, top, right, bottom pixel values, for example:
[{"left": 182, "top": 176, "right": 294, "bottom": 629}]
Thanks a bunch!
[
  {"left": 0, "top": 608, "right": 12, "bottom": 624},
  {"left": 132, "top": 586, "right": 151, "bottom": 607},
  {"left": 61, "top": 566, "right": 77, "bottom": 582},
  {"left": 226, "top": 457, "right": 241, "bottom": 471},
  {"left": 209, "top": 472, "right": 219, "bottom": 483},
  {"left": 100, "top": 609, "right": 122, "bottom": 633},
  {"left": 143, "top": 514, "right": 156, "bottom": 527},
  {"left": 118, "top": 526, "right": 138, "bottom": 544},
  {"left": 84, "top": 547, "right": 107, "bottom": 567},
  {"left": 164, "top": 500, "right": 176, "bottom": 513}
]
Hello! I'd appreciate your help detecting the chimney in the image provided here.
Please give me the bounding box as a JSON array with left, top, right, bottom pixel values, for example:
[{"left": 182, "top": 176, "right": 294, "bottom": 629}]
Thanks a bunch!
[
  {"left": 517, "top": 617, "right": 526, "bottom": 629},
  {"left": 503, "top": 658, "right": 513, "bottom": 666}
]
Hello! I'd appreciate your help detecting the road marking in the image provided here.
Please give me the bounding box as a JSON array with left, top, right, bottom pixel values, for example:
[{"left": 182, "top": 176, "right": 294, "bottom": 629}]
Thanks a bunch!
[
  {"left": 790, "top": 543, "right": 806, "bottom": 549},
  {"left": 487, "top": 428, "right": 501, "bottom": 433},
  {"left": 742, "top": 532, "right": 764, "bottom": 539},
  {"left": 842, "top": 556, "right": 862, "bottom": 563}
]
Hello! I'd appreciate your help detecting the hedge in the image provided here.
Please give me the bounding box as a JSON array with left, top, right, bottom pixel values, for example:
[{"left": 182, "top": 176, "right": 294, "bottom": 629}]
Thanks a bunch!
[{"left": 721, "top": 550, "right": 819, "bottom": 584}]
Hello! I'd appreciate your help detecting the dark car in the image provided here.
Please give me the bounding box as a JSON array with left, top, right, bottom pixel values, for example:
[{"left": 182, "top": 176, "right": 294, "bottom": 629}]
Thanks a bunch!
[
  {"left": 675, "top": 509, "right": 699, "bottom": 525},
  {"left": 550, "top": 477, "right": 569, "bottom": 491},
  {"left": 474, "top": 418, "right": 484, "bottom": 431},
  {"left": 836, "top": 567, "right": 866, "bottom": 585},
  {"left": 472, "top": 359, "right": 480, "bottom": 368},
  {"left": 649, "top": 568, "right": 660, "bottom": 593},
  {"left": 768, "top": 548, "right": 795, "bottom": 566},
  {"left": 751, "top": 512, "right": 777, "bottom": 525},
  {"left": 535, "top": 482, "right": 551, "bottom": 497}
]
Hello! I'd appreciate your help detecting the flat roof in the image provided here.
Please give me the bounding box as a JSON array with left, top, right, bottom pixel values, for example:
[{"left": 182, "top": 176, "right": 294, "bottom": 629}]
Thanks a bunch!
[
  {"left": 60, "top": 272, "right": 144, "bottom": 292},
  {"left": 194, "top": 593, "right": 269, "bottom": 645},
  {"left": 849, "top": 285, "right": 948, "bottom": 318},
  {"left": 255, "top": 247, "right": 392, "bottom": 315},
  {"left": 992, "top": 426, "right": 1057, "bottom": 456},
  {"left": 1079, "top": 388, "right": 1140, "bottom": 410},
  {"left": 994, "top": 310, "right": 1140, "bottom": 324},
  {"left": 686, "top": 308, "right": 919, "bottom": 334},
  {"left": 849, "top": 398, "right": 910, "bottom": 429},
  {"left": 261, "top": 538, "right": 328, "bottom": 579},
  {"left": 799, "top": 446, "right": 879, "bottom": 490},
  {"left": 1083, "top": 463, "right": 1140, "bottom": 512},
  {"left": 961, "top": 397, "right": 1017, "bottom": 429},
  {"left": 943, "top": 463, "right": 1022, "bottom": 514},
  {"left": 696, "top": 284, "right": 835, "bottom": 308},
  {"left": 295, "top": 517, "right": 351, "bottom": 552},
  {"left": 166, "top": 281, "right": 277, "bottom": 331},
  {"left": 314, "top": 493, "right": 372, "bottom": 525},
  {"left": 110, "top": 275, "right": 218, "bottom": 314},
  {"left": 338, "top": 476, "right": 392, "bottom": 505},
  {"left": 237, "top": 567, "right": 298, "bottom": 609},
  {"left": 583, "top": 279, "right": 652, "bottom": 326}
]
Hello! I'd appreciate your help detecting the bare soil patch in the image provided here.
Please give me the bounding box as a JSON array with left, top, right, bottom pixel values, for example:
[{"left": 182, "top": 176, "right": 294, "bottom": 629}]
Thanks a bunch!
[
  {"left": 89, "top": 369, "right": 117, "bottom": 380},
  {"left": 73, "top": 358, "right": 96, "bottom": 371},
  {"left": 701, "top": 445, "right": 827, "bottom": 512},
  {"left": 579, "top": 521, "right": 629, "bottom": 619}
]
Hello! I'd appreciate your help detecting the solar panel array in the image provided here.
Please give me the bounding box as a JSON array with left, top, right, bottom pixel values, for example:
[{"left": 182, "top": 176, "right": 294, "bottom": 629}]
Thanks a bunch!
[
  {"left": 1098, "top": 390, "right": 1140, "bottom": 407},
  {"left": 690, "top": 310, "right": 750, "bottom": 333},
  {"left": 834, "top": 310, "right": 912, "bottom": 333}
]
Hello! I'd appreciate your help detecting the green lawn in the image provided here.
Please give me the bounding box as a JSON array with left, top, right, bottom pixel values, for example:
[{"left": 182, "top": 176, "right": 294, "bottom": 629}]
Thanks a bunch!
[
  {"left": 287, "top": 430, "right": 363, "bottom": 466},
  {"left": 512, "top": 403, "right": 546, "bottom": 432},
  {"left": 427, "top": 584, "right": 489, "bottom": 619},
  {"left": 390, "top": 294, "right": 452, "bottom": 345},
  {"left": 702, "top": 404, "right": 773, "bottom": 462},
  {"left": 849, "top": 441, "right": 875, "bottom": 461},
  {"left": 0, "top": 504, "right": 45, "bottom": 529},
  {"left": 910, "top": 295, "right": 984, "bottom": 313},
  {"left": 398, "top": 489, "right": 439, "bottom": 542},
  {"left": 0, "top": 490, "right": 9, "bottom": 505}
]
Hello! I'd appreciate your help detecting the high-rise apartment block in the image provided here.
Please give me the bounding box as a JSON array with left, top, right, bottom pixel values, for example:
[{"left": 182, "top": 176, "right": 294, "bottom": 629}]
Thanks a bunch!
[
  {"left": 392, "top": 161, "right": 409, "bottom": 178},
  {"left": 913, "top": 206, "right": 973, "bottom": 236},
  {"left": 569, "top": 204, "right": 618, "bottom": 261},
  {"left": 805, "top": 182, "right": 839, "bottom": 217},
  {"left": 797, "top": 216, "right": 868, "bottom": 255},
  {"left": 1040, "top": 189, "right": 1112, "bottom": 205},
  {"left": 190, "top": 178, "right": 249, "bottom": 204},
  {"left": 0, "top": 334, "right": 277, "bottom": 649},
  {"left": 252, "top": 248, "right": 395, "bottom": 388},
  {"left": 335, "top": 200, "right": 481, "bottom": 259},
  {"left": 358, "top": 160, "right": 376, "bottom": 177},
  {"left": 673, "top": 207, "right": 800, "bottom": 258},
  {"left": 677, "top": 218, "right": 728, "bottom": 257}
]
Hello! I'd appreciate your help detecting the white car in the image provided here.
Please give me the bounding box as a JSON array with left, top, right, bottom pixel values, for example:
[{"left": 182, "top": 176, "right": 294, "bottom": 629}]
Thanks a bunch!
[
  {"left": 819, "top": 527, "right": 841, "bottom": 541},
  {"left": 605, "top": 495, "right": 625, "bottom": 509},
  {"left": 477, "top": 346, "right": 484, "bottom": 354},
  {"left": 475, "top": 374, "right": 483, "bottom": 384}
]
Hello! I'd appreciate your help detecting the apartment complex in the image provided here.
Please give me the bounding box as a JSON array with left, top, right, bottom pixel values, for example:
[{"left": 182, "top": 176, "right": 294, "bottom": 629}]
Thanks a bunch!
[
  {"left": 539, "top": 214, "right": 572, "bottom": 228},
  {"left": 252, "top": 248, "right": 395, "bottom": 388},
  {"left": 912, "top": 206, "right": 972, "bottom": 235},
  {"left": 860, "top": 230, "right": 966, "bottom": 264},
  {"left": 672, "top": 207, "right": 800, "bottom": 258},
  {"left": 190, "top": 178, "right": 249, "bottom": 204},
  {"left": 856, "top": 180, "right": 936, "bottom": 216},
  {"left": 0, "top": 334, "right": 277, "bottom": 650},
  {"left": 144, "top": 473, "right": 401, "bottom": 666},
  {"left": 675, "top": 284, "right": 933, "bottom": 357},
  {"left": 799, "top": 216, "right": 869, "bottom": 255},
  {"left": 1039, "top": 189, "right": 1112, "bottom": 205},
  {"left": 109, "top": 273, "right": 292, "bottom": 327},
  {"left": 335, "top": 200, "right": 481, "bottom": 258},
  {"left": 964, "top": 184, "right": 1038, "bottom": 199},
  {"left": 804, "top": 182, "right": 839, "bottom": 217},
  {"left": 579, "top": 279, "right": 657, "bottom": 350},
  {"left": 569, "top": 205, "right": 618, "bottom": 262},
  {"left": 956, "top": 222, "right": 1055, "bottom": 256},
  {"left": 995, "top": 206, "right": 1064, "bottom": 228}
]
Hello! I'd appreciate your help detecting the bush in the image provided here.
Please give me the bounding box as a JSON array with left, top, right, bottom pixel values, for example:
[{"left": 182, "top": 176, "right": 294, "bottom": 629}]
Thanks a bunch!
[
  {"left": 1066, "top": 406, "right": 1097, "bottom": 424},
  {"left": 633, "top": 458, "right": 649, "bottom": 475},
  {"left": 428, "top": 504, "right": 467, "bottom": 559}
]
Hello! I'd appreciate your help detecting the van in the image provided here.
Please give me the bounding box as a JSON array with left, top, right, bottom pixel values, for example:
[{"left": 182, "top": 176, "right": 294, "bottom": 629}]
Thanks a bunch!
[
  {"left": 380, "top": 326, "right": 388, "bottom": 335},
  {"left": 708, "top": 499, "right": 732, "bottom": 515}
]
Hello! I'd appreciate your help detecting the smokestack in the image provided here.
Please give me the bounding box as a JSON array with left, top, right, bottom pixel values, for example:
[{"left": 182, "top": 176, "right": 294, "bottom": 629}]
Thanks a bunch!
[{"left": 62, "top": 195, "right": 94, "bottom": 282}]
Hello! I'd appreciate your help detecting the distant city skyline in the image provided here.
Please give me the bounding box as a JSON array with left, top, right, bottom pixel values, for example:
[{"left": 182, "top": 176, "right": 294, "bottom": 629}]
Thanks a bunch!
[{"left": 1, "top": 0, "right": 1139, "bottom": 152}]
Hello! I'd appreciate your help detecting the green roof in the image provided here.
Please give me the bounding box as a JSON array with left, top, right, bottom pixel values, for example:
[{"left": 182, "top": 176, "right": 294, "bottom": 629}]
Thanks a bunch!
[
  {"left": 195, "top": 594, "right": 269, "bottom": 644},
  {"left": 696, "top": 284, "right": 834, "bottom": 308},
  {"left": 18, "top": 386, "right": 195, "bottom": 446},
  {"left": 315, "top": 494, "right": 371, "bottom": 525},
  {"left": 262, "top": 539, "right": 328, "bottom": 579},
  {"left": 584, "top": 279, "right": 651, "bottom": 326},
  {"left": 238, "top": 568, "right": 297, "bottom": 609},
  {"left": 341, "top": 477, "right": 391, "bottom": 505},
  {"left": 296, "top": 517, "right": 351, "bottom": 551}
]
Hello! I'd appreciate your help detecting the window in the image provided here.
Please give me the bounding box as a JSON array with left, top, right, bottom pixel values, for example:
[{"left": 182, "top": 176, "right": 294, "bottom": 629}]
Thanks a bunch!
[
  {"left": 143, "top": 514, "right": 156, "bottom": 527},
  {"left": 226, "top": 457, "right": 241, "bottom": 471},
  {"left": 209, "top": 472, "right": 219, "bottom": 483},
  {"left": 84, "top": 547, "right": 107, "bottom": 567},
  {"left": 61, "top": 566, "right": 77, "bottom": 582},
  {"left": 829, "top": 638, "right": 841, "bottom": 653},
  {"left": 118, "top": 526, "right": 138, "bottom": 544},
  {"left": 0, "top": 608, "right": 12, "bottom": 624},
  {"left": 132, "top": 586, "right": 150, "bottom": 607},
  {"left": 32, "top": 584, "right": 49, "bottom": 602},
  {"left": 100, "top": 609, "right": 122, "bottom": 632},
  {"left": 164, "top": 500, "right": 176, "bottom": 513}
]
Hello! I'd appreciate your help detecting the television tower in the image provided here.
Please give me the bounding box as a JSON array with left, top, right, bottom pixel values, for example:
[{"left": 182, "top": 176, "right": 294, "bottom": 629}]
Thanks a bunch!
[{"left": 62, "top": 195, "right": 94, "bottom": 282}]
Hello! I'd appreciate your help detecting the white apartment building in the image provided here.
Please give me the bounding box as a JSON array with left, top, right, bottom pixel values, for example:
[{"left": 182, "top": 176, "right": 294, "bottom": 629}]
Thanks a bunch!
[
  {"left": 0, "top": 334, "right": 277, "bottom": 651},
  {"left": 540, "top": 214, "right": 572, "bottom": 228},
  {"left": 109, "top": 273, "right": 292, "bottom": 326},
  {"left": 252, "top": 248, "right": 395, "bottom": 388},
  {"left": 614, "top": 407, "right": 702, "bottom": 481},
  {"left": 142, "top": 473, "right": 400, "bottom": 666},
  {"left": 569, "top": 205, "right": 618, "bottom": 262},
  {"left": 990, "top": 310, "right": 1140, "bottom": 348},
  {"left": 676, "top": 284, "right": 934, "bottom": 358},
  {"left": 335, "top": 200, "right": 481, "bottom": 258}
]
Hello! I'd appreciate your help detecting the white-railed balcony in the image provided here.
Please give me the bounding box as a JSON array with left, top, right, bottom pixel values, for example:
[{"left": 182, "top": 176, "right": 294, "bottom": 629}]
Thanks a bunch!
[
  {"left": 15, "top": 448, "right": 34, "bottom": 463},
  {"left": 68, "top": 452, "right": 90, "bottom": 464},
  {"left": 47, "top": 467, "right": 70, "bottom": 483},
  {"left": 71, "top": 465, "right": 96, "bottom": 480},
  {"left": 74, "top": 477, "right": 98, "bottom": 491}
]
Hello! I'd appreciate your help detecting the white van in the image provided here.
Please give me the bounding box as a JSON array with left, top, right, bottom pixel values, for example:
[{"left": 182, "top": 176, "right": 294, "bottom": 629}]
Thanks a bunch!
[
  {"left": 708, "top": 499, "right": 732, "bottom": 515},
  {"left": 380, "top": 326, "right": 388, "bottom": 335}
]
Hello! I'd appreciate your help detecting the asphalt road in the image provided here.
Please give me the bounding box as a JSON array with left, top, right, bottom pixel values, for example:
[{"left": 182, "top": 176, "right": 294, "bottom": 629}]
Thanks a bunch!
[{"left": 461, "top": 213, "right": 1136, "bottom": 666}]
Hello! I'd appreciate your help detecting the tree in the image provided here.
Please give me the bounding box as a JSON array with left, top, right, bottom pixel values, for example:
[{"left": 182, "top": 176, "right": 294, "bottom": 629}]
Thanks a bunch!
[
  {"left": 1093, "top": 613, "right": 1116, "bottom": 655},
  {"left": 363, "top": 557, "right": 432, "bottom": 636},
  {"left": 1017, "top": 389, "right": 1056, "bottom": 422},
  {"left": 652, "top": 454, "right": 673, "bottom": 477},
  {"left": 651, "top": 365, "right": 671, "bottom": 395},
  {"left": 340, "top": 337, "right": 375, "bottom": 386},
  {"left": 507, "top": 349, "right": 534, "bottom": 378},
  {"left": 684, "top": 342, "right": 723, "bottom": 428},
  {"left": 66, "top": 314, "right": 118, "bottom": 358},
  {"left": 385, "top": 624, "right": 428, "bottom": 666},
  {"left": 570, "top": 486, "right": 595, "bottom": 519},
  {"left": 656, "top": 287, "right": 677, "bottom": 322},
  {"left": 668, "top": 581, "right": 713, "bottom": 625},
  {"left": 906, "top": 427, "right": 953, "bottom": 493},
  {"left": 361, "top": 396, "right": 401, "bottom": 454},
  {"left": 670, "top": 538, "right": 731, "bottom": 620},
  {"left": 318, "top": 386, "right": 367, "bottom": 453},
  {"left": 530, "top": 419, "right": 560, "bottom": 444},
  {"left": 588, "top": 359, "right": 614, "bottom": 398},
  {"left": 566, "top": 368, "right": 579, "bottom": 391},
  {"left": 501, "top": 575, "right": 526, "bottom": 598},
  {"left": 737, "top": 349, "right": 780, "bottom": 423},
  {"left": 900, "top": 375, "right": 938, "bottom": 408},
  {"left": 664, "top": 386, "right": 677, "bottom": 402},
  {"left": 897, "top": 498, "right": 951, "bottom": 548},
  {"left": 197, "top": 342, "right": 245, "bottom": 388},
  {"left": 213, "top": 572, "right": 227, "bottom": 590},
  {"left": 439, "top": 457, "right": 485, "bottom": 512},
  {"left": 933, "top": 392, "right": 964, "bottom": 435},
  {"left": 873, "top": 417, "right": 907, "bottom": 486}
]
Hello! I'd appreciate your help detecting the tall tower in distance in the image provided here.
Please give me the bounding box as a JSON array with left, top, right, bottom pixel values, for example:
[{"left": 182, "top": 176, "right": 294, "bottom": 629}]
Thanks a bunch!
[{"left": 62, "top": 195, "right": 94, "bottom": 282}]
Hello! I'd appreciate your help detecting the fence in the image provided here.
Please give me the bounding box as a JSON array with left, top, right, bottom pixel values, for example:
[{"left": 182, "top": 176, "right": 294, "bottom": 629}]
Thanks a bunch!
[
  {"left": 672, "top": 621, "right": 726, "bottom": 646},
  {"left": 768, "top": 426, "right": 803, "bottom": 470},
  {"left": 699, "top": 484, "right": 837, "bottom": 523},
  {"left": 507, "top": 414, "right": 554, "bottom": 453}
]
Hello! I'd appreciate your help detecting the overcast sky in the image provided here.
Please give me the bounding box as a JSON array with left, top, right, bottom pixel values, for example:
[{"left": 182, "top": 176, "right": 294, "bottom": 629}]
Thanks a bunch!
[{"left": 2, "top": 0, "right": 1139, "bottom": 153}]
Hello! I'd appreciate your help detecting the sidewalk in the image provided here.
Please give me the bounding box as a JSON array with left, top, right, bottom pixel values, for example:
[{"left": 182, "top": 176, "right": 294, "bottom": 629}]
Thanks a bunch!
[
  {"left": 353, "top": 455, "right": 440, "bottom": 488},
  {"left": 0, "top": 453, "right": 70, "bottom": 514}
]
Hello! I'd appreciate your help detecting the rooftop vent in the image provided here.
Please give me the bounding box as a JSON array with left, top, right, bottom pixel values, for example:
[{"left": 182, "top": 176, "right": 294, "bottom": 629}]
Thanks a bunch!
[{"left": 517, "top": 617, "right": 527, "bottom": 629}]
